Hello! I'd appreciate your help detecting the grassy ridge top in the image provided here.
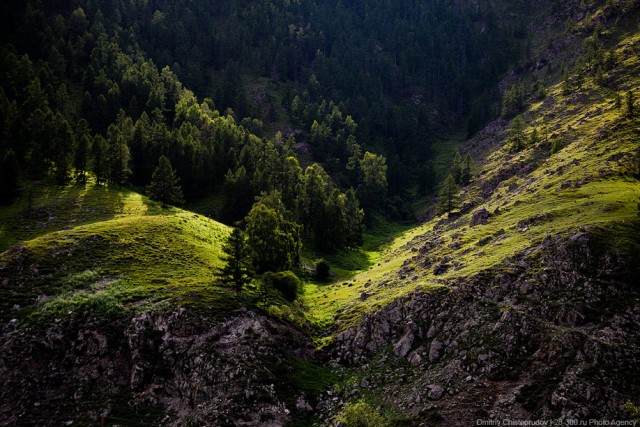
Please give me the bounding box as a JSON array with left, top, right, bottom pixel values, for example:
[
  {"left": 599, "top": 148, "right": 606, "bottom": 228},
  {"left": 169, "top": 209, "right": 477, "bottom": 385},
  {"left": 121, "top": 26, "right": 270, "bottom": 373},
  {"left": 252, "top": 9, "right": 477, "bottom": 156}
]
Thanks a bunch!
[
  {"left": 303, "top": 29, "right": 640, "bottom": 332},
  {"left": 0, "top": 179, "right": 232, "bottom": 323}
]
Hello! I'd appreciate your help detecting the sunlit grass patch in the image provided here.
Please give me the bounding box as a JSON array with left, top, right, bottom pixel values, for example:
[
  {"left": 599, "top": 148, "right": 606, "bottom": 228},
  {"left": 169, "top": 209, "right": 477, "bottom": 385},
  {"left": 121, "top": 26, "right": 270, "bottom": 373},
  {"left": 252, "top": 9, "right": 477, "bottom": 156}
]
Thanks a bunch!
[
  {"left": 0, "top": 178, "right": 163, "bottom": 252},
  {"left": 0, "top": 180, "right": 234, "bottom": 324}
]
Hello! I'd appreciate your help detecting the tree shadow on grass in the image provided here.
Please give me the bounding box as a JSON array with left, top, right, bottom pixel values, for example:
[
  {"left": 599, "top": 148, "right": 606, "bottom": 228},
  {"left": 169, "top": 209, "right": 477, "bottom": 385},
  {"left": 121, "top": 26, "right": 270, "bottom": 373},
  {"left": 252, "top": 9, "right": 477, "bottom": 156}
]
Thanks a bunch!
[
  {"left": 322, "top": 248, "right": 372, "bottom": 276},
  {"left": 0, "top": 179, "right": 131, "bottom": 252}
]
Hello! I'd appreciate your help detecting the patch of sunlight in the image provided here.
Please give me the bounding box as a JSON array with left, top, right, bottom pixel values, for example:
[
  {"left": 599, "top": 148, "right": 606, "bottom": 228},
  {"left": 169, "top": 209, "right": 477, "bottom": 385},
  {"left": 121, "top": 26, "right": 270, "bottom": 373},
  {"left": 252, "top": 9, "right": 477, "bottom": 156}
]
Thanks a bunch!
[{"left": 119, "top": 192, "right": 149, "bottom": 217}]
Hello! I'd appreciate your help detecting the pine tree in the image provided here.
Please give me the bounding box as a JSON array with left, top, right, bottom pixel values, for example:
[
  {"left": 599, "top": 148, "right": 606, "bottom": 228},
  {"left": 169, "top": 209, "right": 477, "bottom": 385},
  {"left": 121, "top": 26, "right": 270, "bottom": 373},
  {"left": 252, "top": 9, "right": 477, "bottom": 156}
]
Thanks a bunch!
[
  {"left": 343, "top": 187, "right": 365, "bottom": 247},
  {"left": 438, "top": 174, "right": 459, "bottom": 215},
  {"left": 501, "top": 83, "right": 526, "bottom": 117},
  {"left": 460, "top": 154, "right": 472, "bottom": 186},
  {"left": 106, "top": 124, "right": 131, "bottom": 187},
  {"left": 626, "top": 91, "right": 635, "bottom": 118},
  {"left": 215, "top": 228, "right": 253, "bottom": 294},
  {"left": 562, "top": 64, "right": 571, "bottom": 94},
  {"left": 91, "top": 135, "right": 107, "bottom": 185},
  {"left": 594, "top": 66, "right": 605, "bottom": 86},
  {"left": 508, "top": 116, "right": 527, "bottom": 152},
  {"left": 357, "top": 151, "right": 388, "bottom": 212},
  {"left": 52, "top": 114, "right": 74, "bottom": 184},
  {"left": 528, "top": 128, "right": 540, "bottom": 146},
  {"left": 74, "top": 134, "right": 91, "bottom": 181},
  {"left": 451, "top": 150, "right": 463, "bottom": 184},
  {"left": 146, "top": 155, "right": 184, "bottom": 207}
]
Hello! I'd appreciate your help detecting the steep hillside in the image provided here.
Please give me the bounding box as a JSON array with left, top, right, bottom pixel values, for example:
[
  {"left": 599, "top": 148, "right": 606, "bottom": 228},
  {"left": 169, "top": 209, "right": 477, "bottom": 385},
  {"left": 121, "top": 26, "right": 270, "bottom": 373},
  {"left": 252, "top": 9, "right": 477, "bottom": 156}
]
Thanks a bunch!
[
  {"left": 308, "top": 3, "right": 640, "bottom": 424},
  {"left": 0, "top": 181, "right": 329, "bottom": 426},
  {"left": 306, "top": 16, "right": 640, "bottom": 333}
]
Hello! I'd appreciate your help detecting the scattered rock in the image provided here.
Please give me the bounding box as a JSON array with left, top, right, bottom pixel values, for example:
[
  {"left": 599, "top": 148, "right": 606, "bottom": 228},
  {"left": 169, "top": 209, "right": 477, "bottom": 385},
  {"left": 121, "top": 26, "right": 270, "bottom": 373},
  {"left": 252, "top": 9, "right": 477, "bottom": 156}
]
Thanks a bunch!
[
  {"left": 470, "top": 208, "right": 491, "bottom": 227},
  {"left": 477, "top": 236, "right": 492, "bottom": 246},
  {"left": 296, "top": 396, "right": 313, "bottom": 412},
  {"left": 433, "top": 261, "right": 450, "bottom": 275},
  {"left": 408, "top": 351, "right": 422, "bottom": 366},
  {"left": 394, "top": 329, "right": 415, "bottom": 359},
  {"left": 429, "top": 340, "right": 443, "bottom": 363},
  {"left": 427, "top": 384, "right": 445, "bottom": 400}
]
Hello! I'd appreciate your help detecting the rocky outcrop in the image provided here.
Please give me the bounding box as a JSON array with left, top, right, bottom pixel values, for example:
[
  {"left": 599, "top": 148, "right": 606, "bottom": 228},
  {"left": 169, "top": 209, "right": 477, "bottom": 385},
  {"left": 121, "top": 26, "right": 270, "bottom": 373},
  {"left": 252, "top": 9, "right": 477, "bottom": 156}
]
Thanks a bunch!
[
  {"left": 0, "top": 308, "right": 316, "bottom": 426},
  {"left": 330, "top": 229, "right": 640, "bottom": 423}
]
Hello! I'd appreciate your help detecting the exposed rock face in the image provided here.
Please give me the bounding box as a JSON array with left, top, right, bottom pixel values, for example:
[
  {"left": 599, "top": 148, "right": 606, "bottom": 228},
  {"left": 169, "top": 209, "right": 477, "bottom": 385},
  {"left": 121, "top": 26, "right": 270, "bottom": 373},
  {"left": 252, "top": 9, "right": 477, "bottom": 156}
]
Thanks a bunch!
[
  {"left": 0, "top": 308, "right": 316, "bottom": 426},
  {"left": 331, "top": 231, "right": 640, "bottom": 423}
]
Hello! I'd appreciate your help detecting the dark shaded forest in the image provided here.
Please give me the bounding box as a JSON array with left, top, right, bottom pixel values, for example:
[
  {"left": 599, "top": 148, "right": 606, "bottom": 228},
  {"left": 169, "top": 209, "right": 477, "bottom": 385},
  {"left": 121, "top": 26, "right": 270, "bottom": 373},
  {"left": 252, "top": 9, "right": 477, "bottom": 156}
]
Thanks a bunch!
[{"left": 1, "top": 0, "right": 529, "bottom": 252}]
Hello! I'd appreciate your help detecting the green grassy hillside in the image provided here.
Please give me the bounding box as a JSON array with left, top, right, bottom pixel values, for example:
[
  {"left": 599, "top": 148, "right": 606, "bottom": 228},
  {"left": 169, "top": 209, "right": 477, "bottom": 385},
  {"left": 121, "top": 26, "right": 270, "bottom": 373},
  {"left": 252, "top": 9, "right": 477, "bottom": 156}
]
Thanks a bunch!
[
  {"left": 303, "top": 28, "right": 640, "bottom": 333},
  {"left": 0, "top": 179, "right": 233, "bottom": 324}
]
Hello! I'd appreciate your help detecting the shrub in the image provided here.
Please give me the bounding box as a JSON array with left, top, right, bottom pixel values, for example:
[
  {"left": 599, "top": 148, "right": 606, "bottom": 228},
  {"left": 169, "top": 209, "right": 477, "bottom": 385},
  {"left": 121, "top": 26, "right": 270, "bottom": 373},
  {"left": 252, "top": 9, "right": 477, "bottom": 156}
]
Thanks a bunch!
[
  {"left": 268, "top": 271, "right": 301, "bottom": 302},
  {"left": 315, "top": 259, "right": 331, "bottom": 280},
  {"left": 337, "top": 401, "right": 387, "bottom": 427}
]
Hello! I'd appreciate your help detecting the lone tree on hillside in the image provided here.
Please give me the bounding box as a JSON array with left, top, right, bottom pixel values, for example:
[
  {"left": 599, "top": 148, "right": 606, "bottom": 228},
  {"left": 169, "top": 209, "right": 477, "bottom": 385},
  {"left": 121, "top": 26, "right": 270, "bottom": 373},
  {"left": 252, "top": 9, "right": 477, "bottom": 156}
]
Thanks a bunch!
[
  {"left": 507, "top": 115, "right": 527, "bottom": 153},
  {"left": 451, "top": 150, "right": 463, "bottom": 183},
  {"left": 146, "top": 155, "right": 184, "bottom": 207},
  {"left": 438, "top": 174, "right": 459, "bottom": 215},
  {"left": 215, "top": 228, "right": 254, "bottom": 293}
]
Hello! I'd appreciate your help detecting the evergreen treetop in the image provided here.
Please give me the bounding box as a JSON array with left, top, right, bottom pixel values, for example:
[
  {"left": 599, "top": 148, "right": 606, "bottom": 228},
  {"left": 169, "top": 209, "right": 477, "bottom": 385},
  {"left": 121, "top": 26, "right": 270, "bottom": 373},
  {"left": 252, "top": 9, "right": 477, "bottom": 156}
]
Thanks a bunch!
[
  {"left": 215, "top": 228, "right": 253, "bottom": 294},
  {"left": 146, "top": 155, "right": 184, "bottom": 207},
  {"left": 438, "top": 174, "right": 459, "bottom": 215}
]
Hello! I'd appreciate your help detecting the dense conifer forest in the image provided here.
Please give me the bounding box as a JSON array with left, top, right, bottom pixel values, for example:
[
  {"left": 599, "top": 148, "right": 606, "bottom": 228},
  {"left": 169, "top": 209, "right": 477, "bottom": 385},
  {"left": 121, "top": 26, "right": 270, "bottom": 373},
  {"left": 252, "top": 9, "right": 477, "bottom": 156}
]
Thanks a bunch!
[{"left": 0, "top": 0, "right": 528, "bottom": 245}]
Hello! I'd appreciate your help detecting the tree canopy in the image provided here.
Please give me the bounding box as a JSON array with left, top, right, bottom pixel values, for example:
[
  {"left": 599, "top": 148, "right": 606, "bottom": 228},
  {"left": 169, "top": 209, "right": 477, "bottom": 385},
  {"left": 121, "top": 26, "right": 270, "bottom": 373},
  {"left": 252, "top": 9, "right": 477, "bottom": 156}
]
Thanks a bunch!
[{"left": 245, "top": 199, "right": 302, "bottom": 273}]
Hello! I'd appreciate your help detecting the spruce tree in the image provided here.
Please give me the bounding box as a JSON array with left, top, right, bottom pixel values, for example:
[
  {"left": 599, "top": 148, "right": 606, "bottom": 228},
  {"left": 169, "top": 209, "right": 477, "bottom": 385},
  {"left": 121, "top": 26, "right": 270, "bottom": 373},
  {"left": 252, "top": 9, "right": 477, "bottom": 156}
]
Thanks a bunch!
[
  {"left": 451, "top": 150, "right": 463, "bottom": 184},
  {"left": 508, "top": 116, "right": 527, "bottom": 152},
  {"left": 626, "top": 91, "right": 635, "bottom": 118},
  {"left": 215, "top": 228, "right": 253, "bottom": 294},
  {"left": 74, "top": 134, "right": 91, "bottom": 181},
  {"left": 460, "top": 154, "right": 473, "bottom": 186},
  {"left": 146, "top": 155, "right": 184, "bottom": 207},
  {"left": 438, "top": 174, "right": 459, "bottom": 215},
  {"left": 562, "top": 65, "right": 571, "bottom": 94},
  {"left": 92, "top": 135, "right": 107, "bottom": 185}
]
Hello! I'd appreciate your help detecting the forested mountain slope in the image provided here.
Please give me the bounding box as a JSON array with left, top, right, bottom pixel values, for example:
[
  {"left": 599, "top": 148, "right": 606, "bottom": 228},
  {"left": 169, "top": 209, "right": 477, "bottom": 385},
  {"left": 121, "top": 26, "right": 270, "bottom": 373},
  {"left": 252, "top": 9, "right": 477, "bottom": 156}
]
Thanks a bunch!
[
  {"left": 1, "top": 0, "right": 639, "bottom": 425},
  {"left": 0, "top": 0, "right": 532, "bottom": 214}
]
